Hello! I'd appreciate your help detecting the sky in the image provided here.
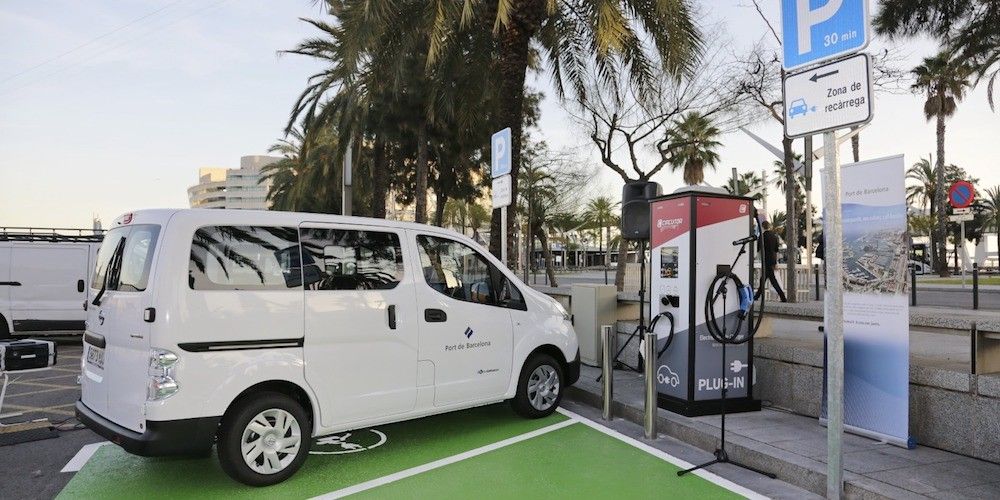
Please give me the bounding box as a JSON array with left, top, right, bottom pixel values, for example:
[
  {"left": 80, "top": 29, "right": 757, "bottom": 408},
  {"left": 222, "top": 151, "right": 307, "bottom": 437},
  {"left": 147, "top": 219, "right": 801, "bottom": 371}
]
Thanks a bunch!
[{"left": 1, "top": 0, "right": 998, "bottom": 229}]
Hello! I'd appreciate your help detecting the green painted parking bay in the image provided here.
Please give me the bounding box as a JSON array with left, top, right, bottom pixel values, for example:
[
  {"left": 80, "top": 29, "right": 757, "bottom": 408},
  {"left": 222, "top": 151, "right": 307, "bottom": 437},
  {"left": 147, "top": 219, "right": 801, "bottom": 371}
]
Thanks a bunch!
[{"left": 59, "top": 405, "right": 757, "bottom": 499}]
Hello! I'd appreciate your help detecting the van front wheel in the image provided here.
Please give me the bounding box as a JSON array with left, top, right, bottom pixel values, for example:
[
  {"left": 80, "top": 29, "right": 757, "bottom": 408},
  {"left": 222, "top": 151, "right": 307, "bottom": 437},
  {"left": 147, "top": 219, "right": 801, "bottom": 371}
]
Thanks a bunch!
[
  {"left": 510, "top": 353, "right": 564, "bottom": 418},
  {"left": 217, "top": 392, "right": 311, "bottom": 486}
]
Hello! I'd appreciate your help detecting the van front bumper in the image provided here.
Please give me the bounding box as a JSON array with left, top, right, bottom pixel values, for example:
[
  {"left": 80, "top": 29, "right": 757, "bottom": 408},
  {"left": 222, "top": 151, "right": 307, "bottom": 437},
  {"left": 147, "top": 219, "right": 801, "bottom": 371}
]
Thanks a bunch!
[{"left": 75, "top": 400, "right": 219, "bottom": 457}]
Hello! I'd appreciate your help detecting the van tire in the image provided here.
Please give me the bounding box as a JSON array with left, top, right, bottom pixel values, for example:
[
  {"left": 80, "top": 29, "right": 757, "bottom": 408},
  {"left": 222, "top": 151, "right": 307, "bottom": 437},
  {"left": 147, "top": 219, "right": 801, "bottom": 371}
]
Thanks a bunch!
[
  {"left": 217, "top": 392, "right": 311, "bottom": 486},
  {"left": 510, "top": 353, "right": 564, "bottom": 419}
]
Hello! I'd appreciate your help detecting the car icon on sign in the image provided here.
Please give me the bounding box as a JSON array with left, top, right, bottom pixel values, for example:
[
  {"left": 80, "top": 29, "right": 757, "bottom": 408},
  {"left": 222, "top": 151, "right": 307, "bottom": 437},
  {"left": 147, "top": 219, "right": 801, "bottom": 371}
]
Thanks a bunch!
[{"left": 788, "top": 99, "right": 808, "bottom": 118}]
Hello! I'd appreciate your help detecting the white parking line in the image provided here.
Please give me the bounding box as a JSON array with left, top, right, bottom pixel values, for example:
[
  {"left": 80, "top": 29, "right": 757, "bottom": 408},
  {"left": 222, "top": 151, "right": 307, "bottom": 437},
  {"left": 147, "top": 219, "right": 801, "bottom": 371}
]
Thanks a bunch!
[
  {"left": 556, "top": 408, "right": 767, "bottom": 500},
  {"left": 310, "top": 419, "right": 577, "bottom": 499},
  {"left": 61, "top": 441, "right": 109, "bottom": 473}
]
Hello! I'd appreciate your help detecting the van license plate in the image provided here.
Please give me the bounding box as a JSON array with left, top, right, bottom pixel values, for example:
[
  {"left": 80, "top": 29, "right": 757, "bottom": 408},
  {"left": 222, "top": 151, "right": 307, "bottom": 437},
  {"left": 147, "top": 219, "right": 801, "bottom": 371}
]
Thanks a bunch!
[{"left": 87, "top": 345, "right": 104, "bottom": 370}]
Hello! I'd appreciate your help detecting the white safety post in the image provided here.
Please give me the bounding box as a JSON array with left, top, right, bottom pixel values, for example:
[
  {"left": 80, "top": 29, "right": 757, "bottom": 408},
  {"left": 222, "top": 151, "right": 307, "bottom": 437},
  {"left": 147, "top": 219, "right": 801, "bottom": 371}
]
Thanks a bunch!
[
  {"left": 822, "top": 131, "right": 844, "bottom": 499},
  {"left": 343, "top": 139, "right": 353, "bottom": 216}
]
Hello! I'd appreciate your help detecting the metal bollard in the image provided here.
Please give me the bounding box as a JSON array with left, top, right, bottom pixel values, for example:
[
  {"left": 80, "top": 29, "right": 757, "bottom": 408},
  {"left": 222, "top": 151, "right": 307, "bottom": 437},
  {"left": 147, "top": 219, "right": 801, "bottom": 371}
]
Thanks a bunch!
[
  {"left": 910, "top": 265, "right": 917, "bottom": 307},
  {"left": 971, "top": 322, "right": 978, "bottom": 375},
  {"left": 601, "top": 325, "right": 614, "bottom": 421},
  {"left": 644, "top": 331, "right": 658, "bottom": 439},
  {"left": 973, "top": 263, "right": 979, "bottom": 310},
  {"left": 814, "top": 264, "right": 821, "bottom": 301}
]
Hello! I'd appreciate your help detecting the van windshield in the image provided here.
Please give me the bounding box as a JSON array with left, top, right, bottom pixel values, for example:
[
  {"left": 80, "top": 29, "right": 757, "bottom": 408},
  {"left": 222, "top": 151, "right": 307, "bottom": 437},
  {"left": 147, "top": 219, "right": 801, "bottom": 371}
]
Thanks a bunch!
[{"left": 91, "top": 224, "right": 161, "bottom": 292}]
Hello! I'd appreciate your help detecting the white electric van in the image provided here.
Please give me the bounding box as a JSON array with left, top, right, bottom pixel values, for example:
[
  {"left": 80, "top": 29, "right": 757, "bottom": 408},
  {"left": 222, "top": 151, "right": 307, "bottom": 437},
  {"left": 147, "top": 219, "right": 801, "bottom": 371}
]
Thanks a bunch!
[
  {"left": 1, "top": 228, "right": 103, "bottom": 339},
  {"left": 76, "top": 209, "right": 580, "bottom": 486}
]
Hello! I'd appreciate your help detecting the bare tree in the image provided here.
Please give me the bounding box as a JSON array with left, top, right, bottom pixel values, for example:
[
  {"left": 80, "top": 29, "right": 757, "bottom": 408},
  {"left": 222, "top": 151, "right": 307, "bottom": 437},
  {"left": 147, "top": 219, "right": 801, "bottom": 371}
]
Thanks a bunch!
[{"left": 566, "top": 39, "right": 749, "bottom": 289}]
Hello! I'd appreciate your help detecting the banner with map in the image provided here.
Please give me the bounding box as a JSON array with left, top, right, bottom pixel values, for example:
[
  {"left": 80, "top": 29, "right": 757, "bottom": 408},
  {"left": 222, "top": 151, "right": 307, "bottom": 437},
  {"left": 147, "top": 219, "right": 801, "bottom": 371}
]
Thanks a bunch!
[{"left": 822, "top": 154, "right": 913, "bottom": 447}]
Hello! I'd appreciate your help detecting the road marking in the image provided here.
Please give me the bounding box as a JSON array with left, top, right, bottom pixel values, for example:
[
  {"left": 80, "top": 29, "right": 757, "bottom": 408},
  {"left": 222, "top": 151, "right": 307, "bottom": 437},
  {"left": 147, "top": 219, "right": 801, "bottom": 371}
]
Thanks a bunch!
[
  {"left": 5, "top": 386, "right": 77, "bottom": 398},
  {"left": 4, "top": 402, "right": 77, "bottom": 417},
  {"left": 310, "top": 419, "right": 577, "bottom": 499},
  {"left": 62, "top": 441, "right": 109, "bottom": 473},
  {"left": 556, "top": 408, "right": 767, "bottom": 500}
]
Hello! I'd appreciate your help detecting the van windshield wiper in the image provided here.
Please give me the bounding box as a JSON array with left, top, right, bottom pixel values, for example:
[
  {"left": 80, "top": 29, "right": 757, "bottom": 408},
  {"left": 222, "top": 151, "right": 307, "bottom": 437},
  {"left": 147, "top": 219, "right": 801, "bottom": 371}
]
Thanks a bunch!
[{"left": 92, "top": 238, "right": 126, "bottom": 307}]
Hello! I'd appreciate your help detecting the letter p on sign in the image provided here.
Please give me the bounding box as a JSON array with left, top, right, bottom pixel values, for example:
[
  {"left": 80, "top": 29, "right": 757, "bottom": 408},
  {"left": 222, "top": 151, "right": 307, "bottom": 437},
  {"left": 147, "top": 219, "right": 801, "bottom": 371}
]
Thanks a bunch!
[
  {"left": 781, "top": 0, "right": 869, "bottom": 71},
  {"left": 491, "top": 128, "right": 512, "bottom": 178}
]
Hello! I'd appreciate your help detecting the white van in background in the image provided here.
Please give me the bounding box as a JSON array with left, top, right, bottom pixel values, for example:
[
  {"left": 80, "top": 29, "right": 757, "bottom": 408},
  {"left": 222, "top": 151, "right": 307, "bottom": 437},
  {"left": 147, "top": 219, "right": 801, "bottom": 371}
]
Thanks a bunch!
[
  {"left": 76, "top": 209, "right": 580, "bottom": 486},
  {"left": 0, "top": 228, "right": 103, "bottom": 339}
]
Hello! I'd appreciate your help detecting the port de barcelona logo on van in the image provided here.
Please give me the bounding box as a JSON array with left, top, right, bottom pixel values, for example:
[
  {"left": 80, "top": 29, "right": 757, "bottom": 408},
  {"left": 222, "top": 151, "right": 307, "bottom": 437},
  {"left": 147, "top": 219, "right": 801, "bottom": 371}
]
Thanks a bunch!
[{"left": 444, "top": 326, "right": 491, "bottom": 352}]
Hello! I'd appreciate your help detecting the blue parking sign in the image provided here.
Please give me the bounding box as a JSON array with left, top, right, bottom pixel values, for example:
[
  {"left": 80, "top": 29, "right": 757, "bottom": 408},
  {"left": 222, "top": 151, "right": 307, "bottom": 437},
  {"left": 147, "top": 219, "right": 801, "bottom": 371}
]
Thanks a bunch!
[
  {"left": 781, "top": 0, "right": 869, "bottom": 70},
  {"left": 491, "top": 128, "right": 511, "bottom": 178}
]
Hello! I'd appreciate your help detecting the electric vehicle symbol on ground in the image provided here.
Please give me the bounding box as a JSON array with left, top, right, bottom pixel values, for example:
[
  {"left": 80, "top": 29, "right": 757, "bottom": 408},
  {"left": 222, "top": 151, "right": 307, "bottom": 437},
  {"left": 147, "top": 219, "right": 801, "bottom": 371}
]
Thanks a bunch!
[
  {"left": 657, "top": 364, "right": 680, "bottom": 387},
  {"left": 788, "top": 99, "right": 809, "bottom": 118}
]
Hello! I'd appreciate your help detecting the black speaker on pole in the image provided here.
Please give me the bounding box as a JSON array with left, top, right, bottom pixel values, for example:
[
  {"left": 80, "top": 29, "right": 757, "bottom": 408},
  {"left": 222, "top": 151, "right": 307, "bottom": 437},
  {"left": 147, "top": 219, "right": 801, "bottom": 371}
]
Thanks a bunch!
[{"left": 621, "top": 181, "right": 662, "bottom": 241}]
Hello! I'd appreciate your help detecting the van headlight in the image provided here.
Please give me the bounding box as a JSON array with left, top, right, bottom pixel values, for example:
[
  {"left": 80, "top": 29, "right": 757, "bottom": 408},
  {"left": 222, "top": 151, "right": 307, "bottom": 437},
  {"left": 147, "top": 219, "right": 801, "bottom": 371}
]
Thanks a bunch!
[
  {"left": 148, "top": 376, "right": 179, "bottom": 401},
  {"left": 147, "top": 349, "right": 179, "bottom": 401},
  {"left": 554, "top": 301, "right": 570, "bottom": 321}
]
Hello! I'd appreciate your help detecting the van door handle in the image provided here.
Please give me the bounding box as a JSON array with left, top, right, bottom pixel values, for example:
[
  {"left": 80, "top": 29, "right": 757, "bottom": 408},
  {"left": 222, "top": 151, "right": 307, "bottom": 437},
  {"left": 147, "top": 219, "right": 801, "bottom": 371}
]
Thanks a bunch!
[
  {"left": 0, "top": 282, "right": 21, "bottom": 286},
  {"left": 78, "top": 279, "right": 85, "bottom": 293},
  {"left": 387, "top": 305, "right": 397, "bottom": 330},
  {"left": 424, "top": 309, "right": 447, "bottom": 323}
]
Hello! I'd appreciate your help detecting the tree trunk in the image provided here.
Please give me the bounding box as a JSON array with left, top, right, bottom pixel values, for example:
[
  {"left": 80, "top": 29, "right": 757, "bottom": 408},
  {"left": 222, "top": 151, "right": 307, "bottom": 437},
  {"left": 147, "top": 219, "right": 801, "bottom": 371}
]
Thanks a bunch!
[
  {"left": 929, "top": 195, "right": 937, "bottom": 268},
  {"left": 489, "top": 0, "right": 545, "bottom": 265},
  {"left": 433, "top": 192, "right": 447, "bottom": 227},
  {"left": 371, "top": 138, "right": 388, "bottom": 219},
  {"left": 615, "top": 241, "right": 629, "bottom": 291},
  {"left": 536, "top": 227, "right": 558, "bottom": 287},
  {"left": 934, "top": 113, "right": 949, "bottom": 277},
  {"left": 782, "top": 136, "right": 799, "bottom": 302},
  {"left": 415, "top": 122, "right": 429, "bottom": 224}
]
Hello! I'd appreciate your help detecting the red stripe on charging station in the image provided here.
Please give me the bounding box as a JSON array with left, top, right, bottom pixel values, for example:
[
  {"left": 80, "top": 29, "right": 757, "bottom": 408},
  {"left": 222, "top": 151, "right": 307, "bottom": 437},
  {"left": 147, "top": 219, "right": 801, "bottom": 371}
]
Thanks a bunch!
[
  {"left": 695, "top": 197, "right": 750, "bottom": 229},
  {"left": 650, "top": 198, "right": 691, "bottom": 248}
]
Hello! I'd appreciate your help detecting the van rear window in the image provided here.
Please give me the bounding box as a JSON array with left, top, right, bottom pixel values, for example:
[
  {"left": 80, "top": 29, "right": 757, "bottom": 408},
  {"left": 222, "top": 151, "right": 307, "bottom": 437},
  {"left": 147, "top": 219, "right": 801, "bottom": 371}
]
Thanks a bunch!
[
  {"left": 91, "top": 224, "right": 160, "bottom": 292},
  {"left": 189, "top": 226, "right": 302, "bottom": 290}
]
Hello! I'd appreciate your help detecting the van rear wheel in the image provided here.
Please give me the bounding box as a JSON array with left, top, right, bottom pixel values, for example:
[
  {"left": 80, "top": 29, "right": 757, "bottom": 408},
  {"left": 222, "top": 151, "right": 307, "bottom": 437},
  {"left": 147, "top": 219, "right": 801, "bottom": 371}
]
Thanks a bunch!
[
  {"left": 217, "top": 392, "right": 311, "bottom": 486},
  {"left": 510, "top": 353, "right": 564, "bottom": 418}
]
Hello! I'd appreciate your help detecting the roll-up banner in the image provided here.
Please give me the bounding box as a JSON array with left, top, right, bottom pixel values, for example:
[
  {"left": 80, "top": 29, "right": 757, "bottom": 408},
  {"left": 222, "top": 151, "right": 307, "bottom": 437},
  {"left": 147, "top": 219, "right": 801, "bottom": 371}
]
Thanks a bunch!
[{"left": 822, "top": 154, "right": 914, "bottom": 448}]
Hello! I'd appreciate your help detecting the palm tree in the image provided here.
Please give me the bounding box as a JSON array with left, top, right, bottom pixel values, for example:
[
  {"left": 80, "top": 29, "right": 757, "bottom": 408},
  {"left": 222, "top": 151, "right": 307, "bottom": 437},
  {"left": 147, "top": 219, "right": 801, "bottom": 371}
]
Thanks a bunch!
[
  {"left": 725, "top": 171, "right": 764, "bottom": 200},
  {"left": 667, "top": 112, "right": 721, "bottom": 186},
  {"left": 428, "top": 0, "right": 703, "bottom": 261},
  {"left": 583, "top": 196, "right": 615, "bottom": 274},
  {"left": 911, "top": 51, "right": 972, "bottom": 276},
  {"left": 984, "top": 186, "right": 1000, "bottom": 262}
]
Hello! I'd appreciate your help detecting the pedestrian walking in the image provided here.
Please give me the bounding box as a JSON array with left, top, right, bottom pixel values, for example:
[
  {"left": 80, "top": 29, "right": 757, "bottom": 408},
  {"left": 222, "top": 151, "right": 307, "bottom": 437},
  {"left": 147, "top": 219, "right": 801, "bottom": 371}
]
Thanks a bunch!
[{"left": 757, "top": 221, "right": 788, "bottom": 302}]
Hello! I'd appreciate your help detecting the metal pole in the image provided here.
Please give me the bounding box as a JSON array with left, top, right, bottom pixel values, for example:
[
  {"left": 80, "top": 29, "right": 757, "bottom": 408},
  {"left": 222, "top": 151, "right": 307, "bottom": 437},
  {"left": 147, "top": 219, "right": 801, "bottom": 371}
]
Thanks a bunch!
[
  {"left": 961, "top": 221, "right": 967, "bottom": 288},
  {"left": 805, "top": 136, "right": 814, "bottom": 277},
  {"left": 601, "top": 325, "right": 614, "bottom": 420},
  {"left": 643, "top": 331, "right": 658, "bottom": 439},
  {"left": 973, "top": 263, "right": 979, "bottom": 310},
  {"left": 762, "top": 170, "right": 769, "bottom": 218},
  {"left": 501, "top": 207, "right": 508, "bottom": 267},
  {"left": 342, "top": 139, "right": 353, "bottom": 216},
  {"left": 822, "top": 131, "right": 844, "bottom": 499},
  {"left": 911, "top": 265, "right": 918, "bottom": 307},
  {"left": 815, "top": 264, "right": 821, "bottom": 301}
]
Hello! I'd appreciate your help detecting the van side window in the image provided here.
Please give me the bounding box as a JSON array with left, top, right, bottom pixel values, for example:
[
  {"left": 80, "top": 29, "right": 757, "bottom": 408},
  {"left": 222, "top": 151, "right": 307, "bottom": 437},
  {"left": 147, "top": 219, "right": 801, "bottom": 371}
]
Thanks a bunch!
[
  {"left": 91, "top": 228, "right": 128, "bottom": 289},
  {"left": 188, "top": 226, "right": 301, "bottom": 290},
  {"left": 416, "top": 235, "right": 495, "bottom": 305},
  {"left": 300, "top": 228, "right": 404, "bottom": 290}
]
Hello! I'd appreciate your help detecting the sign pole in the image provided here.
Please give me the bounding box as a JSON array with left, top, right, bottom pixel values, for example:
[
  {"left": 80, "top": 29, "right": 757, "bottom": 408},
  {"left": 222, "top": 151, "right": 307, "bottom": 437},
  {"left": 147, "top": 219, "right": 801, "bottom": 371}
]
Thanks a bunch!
[
  {"left": 501, "top": 207, "right": 508, "bottom": 266},
  {"left": 961, "top": 221, "right": 966, "bottom": 288},
  {"left": 805, "top": 136, "right": 814, "bottom": 276},
  {"left": 822, "top": 131, "right": 844, "bottom": 499}
]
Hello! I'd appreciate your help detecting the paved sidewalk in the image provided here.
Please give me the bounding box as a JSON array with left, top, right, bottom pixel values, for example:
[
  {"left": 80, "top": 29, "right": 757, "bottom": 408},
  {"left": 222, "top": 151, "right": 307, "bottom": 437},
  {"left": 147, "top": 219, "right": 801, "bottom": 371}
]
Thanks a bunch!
[{"left": 569, "top": 365, "right": 1000, "bottom": 499}]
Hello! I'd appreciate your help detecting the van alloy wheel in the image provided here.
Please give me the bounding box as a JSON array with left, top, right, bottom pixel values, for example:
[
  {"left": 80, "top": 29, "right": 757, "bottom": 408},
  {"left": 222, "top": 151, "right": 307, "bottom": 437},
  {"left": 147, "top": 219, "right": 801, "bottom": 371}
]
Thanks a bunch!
[
  {"left": 527, "top": 365, "right": 560, "bottom": 411},
  {"left": 241, "top": 408, "right": 302, "bottom": 474}
]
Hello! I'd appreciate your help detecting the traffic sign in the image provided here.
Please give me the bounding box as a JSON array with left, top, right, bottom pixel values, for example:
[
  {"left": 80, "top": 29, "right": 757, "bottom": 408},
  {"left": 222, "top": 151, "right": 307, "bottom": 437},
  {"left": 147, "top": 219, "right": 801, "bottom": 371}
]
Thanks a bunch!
[
  {"left": 949, "top": 213, "right": 974, "bottom": 222},
  {"left": 783, "top": 53, "right": 872, "bottom": 138},
  {"left": 781, "top": 0, "right": 870, "bottom": 71},
  {"left": 492, "top": 174, "right": 512, "bottom": 208},
  {"left": 491, "top": 128, "right": 511, "bottom": 178},
  {"left": 952, "top": 207, "right": 972, "bottom": 215},
  {"left": 948, "top": 180, "right": 975, "bottom": 208}
]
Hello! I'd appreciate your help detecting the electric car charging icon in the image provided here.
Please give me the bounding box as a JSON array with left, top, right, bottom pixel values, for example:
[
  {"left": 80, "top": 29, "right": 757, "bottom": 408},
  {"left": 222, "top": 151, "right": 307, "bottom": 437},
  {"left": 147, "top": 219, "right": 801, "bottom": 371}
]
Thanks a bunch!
[
  {"left": 657, "top": 364, "right": 680, "bottom": 388},
  {"left": 788, "top": 98, "right": 813, "bottom": 118}
]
